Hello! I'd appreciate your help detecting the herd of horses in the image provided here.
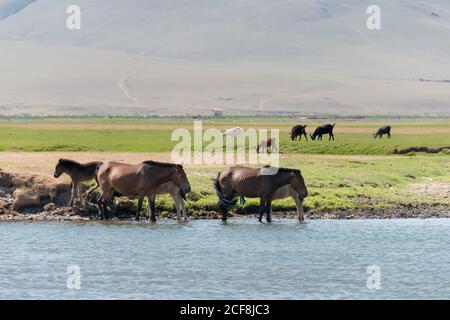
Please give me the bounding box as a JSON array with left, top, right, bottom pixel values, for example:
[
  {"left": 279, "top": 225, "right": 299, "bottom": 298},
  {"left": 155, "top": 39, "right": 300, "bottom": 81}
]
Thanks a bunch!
[
  {"left": 53, "top": 124, "right": 391, "bottom": 223},
  {"left": 54, "top": 159, "right": 307, "bottom": 223}
]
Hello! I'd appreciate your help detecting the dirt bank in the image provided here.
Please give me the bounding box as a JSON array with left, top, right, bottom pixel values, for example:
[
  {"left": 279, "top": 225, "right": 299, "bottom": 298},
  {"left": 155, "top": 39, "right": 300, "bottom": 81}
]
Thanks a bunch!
[
  {"left": 393, "top": 146, "right": 450, "bottom": 154},
  {"left": 1, "top": 169, "right": 449, "bottom": 222}
]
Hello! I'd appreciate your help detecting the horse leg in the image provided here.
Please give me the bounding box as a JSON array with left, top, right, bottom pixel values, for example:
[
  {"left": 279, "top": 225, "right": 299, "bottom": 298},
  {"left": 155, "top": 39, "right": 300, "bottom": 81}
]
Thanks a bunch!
[
  {"left": 266, "top": 199, "right": 272, "bottom": 223},
  {"left": 149, "top": 198, "right": 156, "bottom": 222},
  {"left": 293, "top": 194, "right": 304, "bottom": 223},
  {"left": 96, "top": 196, "right": 104, "bottom": 219},
  {"left": 136, "top": 194, "right": 144, "bottom": 221},
  {"left": 147, "top": 195, "right": 157, "bottom": 222},
  {"left": 175, "top": 191, "right": 188, "bottom": 221},
  {"left": 102, "top": 201, "right": 110, "bottom": 220},
  {"left": 171, "top": 191, "right": 182, "bottom": 220},
  {"left": 258, "top": 198, "right": 266, "bottom": 223},
  {"left": 97, "top": 191, "right": 111, "bottom": 220},
  {"left": 146, "top": 194, "right": 155, "bottom": 220},
  {"left": 68, "top": 181, "right": 77, "bottom": 207},
  {"left": 181, "top": 198, "right": 188, "bottom": 221},
  {"left": 84, "top": 180, "right": 99, "bottom": 201}
]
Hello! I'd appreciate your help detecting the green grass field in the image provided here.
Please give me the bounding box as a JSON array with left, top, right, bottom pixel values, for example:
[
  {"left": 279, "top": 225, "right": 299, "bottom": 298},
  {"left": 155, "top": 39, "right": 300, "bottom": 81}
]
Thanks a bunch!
[
  {"left": 1, "top": 117, "right": 449, "bottom": 217},
  {"left": 0, "top": 118, "right": 449, "bottom": 155}
]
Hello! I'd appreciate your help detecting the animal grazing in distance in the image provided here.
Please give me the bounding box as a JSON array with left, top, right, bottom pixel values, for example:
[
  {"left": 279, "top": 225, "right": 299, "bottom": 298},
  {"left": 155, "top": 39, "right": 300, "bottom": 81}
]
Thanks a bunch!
[
  {"left": 223, "top": 127, "right": 243, "bottom": 137},
  {"left": 373, "top": 126, "right": 391, "bottom": 139},
  {"left": 257, "top": 137, "right": 277, "bottom": 153},
  {"left": 310, "top": 123, "right": 335, "bottom": 141},
  {"left": 290, "top": 125, "right": 308, "bottom": 141}
]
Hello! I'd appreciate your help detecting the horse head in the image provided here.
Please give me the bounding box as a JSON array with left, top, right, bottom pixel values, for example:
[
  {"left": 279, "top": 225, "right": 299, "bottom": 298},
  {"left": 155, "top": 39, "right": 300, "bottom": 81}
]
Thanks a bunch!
[
  {"left": 172, "top": 165, "right": 191, "bottom": 200},
  {"left": 289, "top": 169, "right": 308, "bottom": 200},
  {"left": 54, "top": 159, "right": 65, "bottom": 178}
]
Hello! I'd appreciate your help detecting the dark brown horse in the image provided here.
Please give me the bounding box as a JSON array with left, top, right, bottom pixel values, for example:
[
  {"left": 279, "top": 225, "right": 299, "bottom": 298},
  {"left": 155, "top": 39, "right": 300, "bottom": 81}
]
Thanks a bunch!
[
  {"left": 54, "top": 159, "right": 102, "bottom": 206},
  {"left": 96, "top": 161, "right": 191, "bottom": 221},
  {"left": 214, "top": 165, "right": 308, "bottom": 222}
]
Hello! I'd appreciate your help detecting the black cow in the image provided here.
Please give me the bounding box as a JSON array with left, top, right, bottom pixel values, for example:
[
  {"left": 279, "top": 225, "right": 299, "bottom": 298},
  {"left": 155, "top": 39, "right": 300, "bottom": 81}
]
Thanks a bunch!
[
  {"left": 373, "top": 126, "right": 391, "bottom": 139},
  {"left": 290, "top": 125, "right": 308, "bottom": 141},
  {"left": 310, "top": 123, "right": 335, "bottom": 141}
]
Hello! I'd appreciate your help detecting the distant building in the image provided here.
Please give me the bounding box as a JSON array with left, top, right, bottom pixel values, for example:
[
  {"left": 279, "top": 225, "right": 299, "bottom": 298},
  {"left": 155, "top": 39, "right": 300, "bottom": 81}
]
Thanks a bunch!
[{"left": 212, "top": 108, "right": 223, "bottom": 117}]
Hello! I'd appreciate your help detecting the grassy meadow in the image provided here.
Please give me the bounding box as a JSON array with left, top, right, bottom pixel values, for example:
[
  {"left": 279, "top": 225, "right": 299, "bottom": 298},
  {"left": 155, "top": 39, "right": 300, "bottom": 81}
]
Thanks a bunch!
[{"left": 0, "top": 117, "right": 449, "bottom": 217}]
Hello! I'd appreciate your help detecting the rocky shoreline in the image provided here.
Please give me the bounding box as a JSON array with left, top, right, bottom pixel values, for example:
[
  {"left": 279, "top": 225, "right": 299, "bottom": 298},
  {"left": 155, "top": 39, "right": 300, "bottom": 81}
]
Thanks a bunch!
[
  {"left": 1, "top": 169, "right": 449, "bottom": 222},
  {"left": 1, "top": 206, "right": 449, "bottom": 222}
]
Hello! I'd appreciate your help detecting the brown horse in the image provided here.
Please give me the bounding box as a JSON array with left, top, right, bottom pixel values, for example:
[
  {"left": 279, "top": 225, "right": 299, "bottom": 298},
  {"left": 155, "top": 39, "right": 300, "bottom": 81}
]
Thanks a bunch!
[
  {"left": 54, "top": 159, "right": 102, "bottom": 206},
  {"left": 96, "top": 161, "right": 191, "bottom": 221},
  {"left": 142, "top": 161, "right": 187, "bottom": 221},
  {"left": 147, "top": 181, "right": 187, "bottom": 221},
  {"left": 214, "top": 165, "right": 308, "bottom": 222},
  {"left": 272, "top": 185, "right": 306, "bottom": 222}
]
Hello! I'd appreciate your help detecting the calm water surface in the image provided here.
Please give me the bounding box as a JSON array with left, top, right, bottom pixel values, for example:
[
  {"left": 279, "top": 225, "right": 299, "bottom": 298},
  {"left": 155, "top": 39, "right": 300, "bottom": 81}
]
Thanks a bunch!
[{"left": 0, "top": 218, "right": 449, "bottom": 299}]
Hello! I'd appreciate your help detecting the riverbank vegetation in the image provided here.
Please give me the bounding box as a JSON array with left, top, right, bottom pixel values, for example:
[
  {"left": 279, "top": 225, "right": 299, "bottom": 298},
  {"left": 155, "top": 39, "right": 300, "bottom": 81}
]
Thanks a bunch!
[{"left": 0, "top": 117, "right": 449, "bottom": 219}]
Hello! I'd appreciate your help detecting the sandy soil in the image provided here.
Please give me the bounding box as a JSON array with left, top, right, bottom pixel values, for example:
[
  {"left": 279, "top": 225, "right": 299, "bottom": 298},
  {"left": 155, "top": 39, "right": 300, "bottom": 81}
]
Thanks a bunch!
[
  {"left": 0, "top": 152, "right": 173, "bottom": 179},
  {"left": 406, "top": 181, "right": 450, "bottom": 198},
  {"left": 0, "top": 152, "right": 403, "bottom": 178}
]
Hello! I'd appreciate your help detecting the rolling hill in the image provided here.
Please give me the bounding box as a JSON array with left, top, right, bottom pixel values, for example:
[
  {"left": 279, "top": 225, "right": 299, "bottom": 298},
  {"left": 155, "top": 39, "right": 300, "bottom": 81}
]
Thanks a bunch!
[{"left": 0, "top": 0, "right": 449, "bottom": 116}]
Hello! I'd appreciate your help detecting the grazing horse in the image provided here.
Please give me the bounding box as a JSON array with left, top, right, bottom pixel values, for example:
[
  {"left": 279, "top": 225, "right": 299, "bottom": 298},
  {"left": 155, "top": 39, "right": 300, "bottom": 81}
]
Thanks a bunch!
[
  {"left": 257, "top": 137, "right": 277, "bottom": 153},
  {"left": 53, "top": 159, "right": 102, "bottom": 206},
  {"left": 290, "top": 125, "right": 308, "bottom": 141},
  {"left": 373, "top": 126, "right": 391, "bottom": 139},
  {"left": 96, "top": 161, "right": 191, "bottom": 221},
  {"left": 214, "top": 166, "right": 308, "bottom": 223},
  {"left": 311, "top": 123, "right": 335, "bottom": 141}
]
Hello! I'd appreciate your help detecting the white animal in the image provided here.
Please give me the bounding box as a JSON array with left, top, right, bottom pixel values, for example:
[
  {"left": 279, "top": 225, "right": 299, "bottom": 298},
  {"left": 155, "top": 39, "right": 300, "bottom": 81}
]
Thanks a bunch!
[{"left": 223, "top": 127, "right": 243, "bottom": 137}]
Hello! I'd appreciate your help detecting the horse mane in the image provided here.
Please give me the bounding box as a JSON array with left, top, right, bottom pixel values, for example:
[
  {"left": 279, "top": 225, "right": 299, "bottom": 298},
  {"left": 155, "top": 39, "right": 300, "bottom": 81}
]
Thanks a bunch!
[
  {"left": 262, "top": 165, "right": 300, "bottom": 175},
  {"left": 58, "top": 158, "right": 81, "bottom": 168},
  {"left": 142, "top": 160, "right": 183, "bottom": 169}
]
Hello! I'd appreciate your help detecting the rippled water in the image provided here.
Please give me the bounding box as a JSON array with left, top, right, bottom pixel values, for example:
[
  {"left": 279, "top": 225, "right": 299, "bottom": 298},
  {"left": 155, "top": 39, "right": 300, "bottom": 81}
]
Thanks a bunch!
[{"left": 0, "top": 218, "right": 449, "bottom": 299}]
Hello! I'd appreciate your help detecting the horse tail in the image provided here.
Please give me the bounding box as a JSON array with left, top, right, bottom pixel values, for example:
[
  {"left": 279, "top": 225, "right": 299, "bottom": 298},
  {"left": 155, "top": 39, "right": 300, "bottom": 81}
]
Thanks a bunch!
[
  {"left": 213, "top": 172, "right": 224, "bottom": 201},
  {"left": 94, "top": 161, "right": 103, "bottom": 184}
]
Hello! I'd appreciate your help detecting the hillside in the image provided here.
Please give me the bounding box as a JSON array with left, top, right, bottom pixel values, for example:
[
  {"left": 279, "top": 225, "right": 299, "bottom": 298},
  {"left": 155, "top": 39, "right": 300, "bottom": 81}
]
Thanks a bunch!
[{"left": 0, "top": 0, "right": 449, "bottom": 115}]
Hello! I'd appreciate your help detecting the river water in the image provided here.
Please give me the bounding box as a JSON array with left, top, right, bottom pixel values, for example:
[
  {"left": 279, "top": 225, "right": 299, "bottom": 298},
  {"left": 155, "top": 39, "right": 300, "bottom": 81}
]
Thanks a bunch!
[{"left": 0, "top": 218, "right": 449, "bottom": 299}]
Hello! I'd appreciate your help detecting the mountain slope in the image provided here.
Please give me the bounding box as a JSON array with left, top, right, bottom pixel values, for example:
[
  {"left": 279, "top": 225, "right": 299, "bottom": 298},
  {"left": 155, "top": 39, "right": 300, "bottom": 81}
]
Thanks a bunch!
[{"left": 0, "top": 0, "right": 449, "bottom": 115}]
